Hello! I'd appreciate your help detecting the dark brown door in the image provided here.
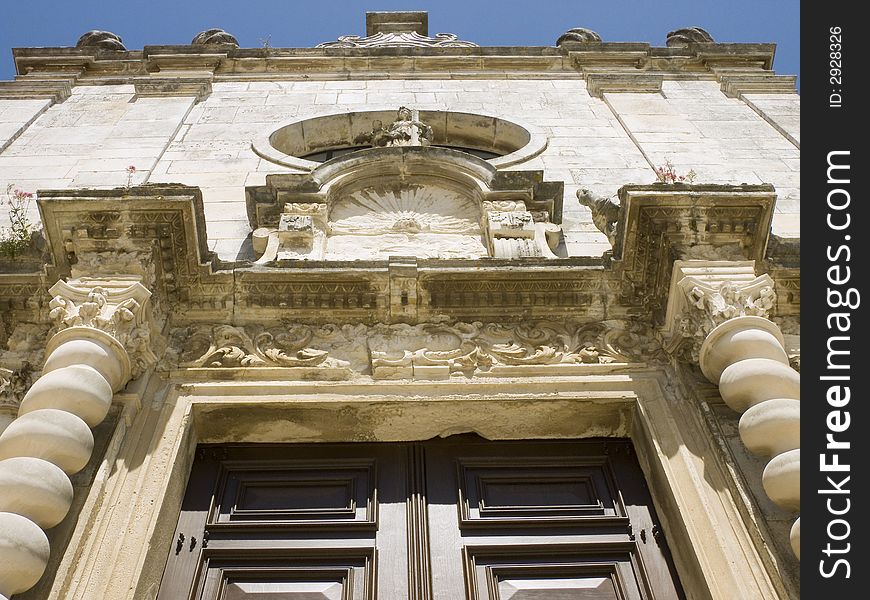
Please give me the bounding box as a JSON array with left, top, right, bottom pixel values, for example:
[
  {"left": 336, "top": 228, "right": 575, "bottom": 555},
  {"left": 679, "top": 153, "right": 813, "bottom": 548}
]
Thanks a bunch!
[{"left": 158, "top": 438, "right": 684, "bottom": 600}]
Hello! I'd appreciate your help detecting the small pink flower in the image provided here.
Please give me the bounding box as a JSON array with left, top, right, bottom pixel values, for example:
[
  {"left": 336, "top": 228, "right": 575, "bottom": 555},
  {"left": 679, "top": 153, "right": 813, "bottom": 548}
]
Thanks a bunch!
[{"left": 126, "top": 165, "right": 136, "bottom": 173}]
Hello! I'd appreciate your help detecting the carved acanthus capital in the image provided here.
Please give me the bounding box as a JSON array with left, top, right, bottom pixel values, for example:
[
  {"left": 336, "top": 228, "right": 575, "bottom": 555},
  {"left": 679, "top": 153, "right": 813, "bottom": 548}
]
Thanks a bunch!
[
  {"left": 662, "top": 260, "right": 777, "bottom": 362},
  {"left": 47, "top": 279, "right": 159, "bottom": 378},
  {"left": 0, "top": 364, "right": 34, "bottom": 413}
]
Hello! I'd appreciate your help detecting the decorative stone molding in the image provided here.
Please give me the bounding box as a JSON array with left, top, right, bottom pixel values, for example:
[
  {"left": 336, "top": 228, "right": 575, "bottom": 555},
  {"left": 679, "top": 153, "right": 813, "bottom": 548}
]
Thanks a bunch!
[
  {"left": 75, "top": 30, "right": 126, "bottom": 51},
  {"left": 191, "top": 28, "right": 239, "bottom": 47},
  {"left": 719, "top": 74, "right": 798, "bottom": 98},
  {"left": 317, "top": 32, "right": 477, "bottom": 49},
  {"left": 612, "top": 184, "right": 776, "bottom": 318},
  {"left": 167, "top": 318, "right": 662, "bottom": 380},
  {"left": 133, "top": 77, "right": 212, "bottom": 101},
  {"left": 556, "top": 28, "right": 602, "bottom": 46},
  {"left": 47, "top": 279, "right": 157, "bottom": 378},
  {"left": 0, "top": 80, "right": 72, "bottom": 103},
  {"left": 663, "top": 260, "right": 800, "bottom": 560},
  {"left": 666, "top": 27, "right": 714, "bottom": 47},
  {"left": 585, "top": 73, "right": 664, "bottom": 98}
]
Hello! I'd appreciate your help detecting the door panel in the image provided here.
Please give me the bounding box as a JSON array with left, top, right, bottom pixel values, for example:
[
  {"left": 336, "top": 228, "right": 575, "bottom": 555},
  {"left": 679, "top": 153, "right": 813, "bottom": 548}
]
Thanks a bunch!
[{"left": 159, "top": 439, "right": 684, "bottom": 600}]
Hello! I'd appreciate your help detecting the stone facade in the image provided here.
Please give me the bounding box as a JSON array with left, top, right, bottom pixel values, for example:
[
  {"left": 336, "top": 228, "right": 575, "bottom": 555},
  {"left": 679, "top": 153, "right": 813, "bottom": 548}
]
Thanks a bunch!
[{"left": 0, "top": 11, "right": 799, "bottom": 600}]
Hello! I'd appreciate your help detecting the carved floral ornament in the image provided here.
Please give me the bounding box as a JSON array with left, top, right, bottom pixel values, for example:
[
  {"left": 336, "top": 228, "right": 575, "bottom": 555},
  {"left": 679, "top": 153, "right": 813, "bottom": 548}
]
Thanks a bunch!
[
  {"left": 167, "top": 319, "right": 663, "bottom": 379},
  {"left": 47, "top": 280, "right": 159, "bottom": 378},
  {"left": 662, "top": 261, "right": 778, "bottom": 362}
]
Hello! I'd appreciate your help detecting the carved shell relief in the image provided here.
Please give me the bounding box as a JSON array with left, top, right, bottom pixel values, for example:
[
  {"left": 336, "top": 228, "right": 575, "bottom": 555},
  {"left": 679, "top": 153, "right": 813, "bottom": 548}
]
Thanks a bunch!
[{"left": 248, "top": 110, "right": 564, "bottom": 263}]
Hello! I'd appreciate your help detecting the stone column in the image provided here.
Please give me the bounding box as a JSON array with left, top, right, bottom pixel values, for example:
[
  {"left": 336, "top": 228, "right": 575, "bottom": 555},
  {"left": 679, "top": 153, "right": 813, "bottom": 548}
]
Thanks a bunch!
[
  {"left": 0, "top": 279, "right": 154, "bottom": 599},
  {"left": 664, "top": 261, "right": 800, "bottom": 560}
]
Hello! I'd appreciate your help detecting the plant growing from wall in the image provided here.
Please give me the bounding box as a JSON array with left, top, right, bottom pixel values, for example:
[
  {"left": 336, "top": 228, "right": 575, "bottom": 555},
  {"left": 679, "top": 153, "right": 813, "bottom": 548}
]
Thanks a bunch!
[
  {"left": 0, "top": 184, "right": 35, "bottom": 259},
  {"left": 655, "top": 159, "right": 697, "bottom": 184}
]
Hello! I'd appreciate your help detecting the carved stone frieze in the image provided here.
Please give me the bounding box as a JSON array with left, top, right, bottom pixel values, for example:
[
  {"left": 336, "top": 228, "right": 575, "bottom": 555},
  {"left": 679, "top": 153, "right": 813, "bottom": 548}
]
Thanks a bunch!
[
  {"left": 48, "top": 279, "right": 159, "bottom": 378},
  {"left": 166, "top": 319, "right": 663, "bottom": 379}
]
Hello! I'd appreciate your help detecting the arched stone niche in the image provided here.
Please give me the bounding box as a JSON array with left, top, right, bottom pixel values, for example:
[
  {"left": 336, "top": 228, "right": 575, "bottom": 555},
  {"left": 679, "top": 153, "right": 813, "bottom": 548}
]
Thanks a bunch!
[
  {"left": 252, "top": 109, "right": 548, "bottom": 171},
  {"left": 246, "top": 146, "right": 563, "bottom": 262}
]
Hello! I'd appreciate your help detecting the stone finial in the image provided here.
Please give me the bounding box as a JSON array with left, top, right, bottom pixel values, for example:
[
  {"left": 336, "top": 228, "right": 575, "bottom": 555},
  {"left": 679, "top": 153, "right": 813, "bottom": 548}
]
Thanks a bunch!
[
  {"left": 75, "top": 30, "right": 126, "bottom": 51},
  {"left": 556, "top": 27, "right": 602, "bottom": 46},
  {"left": 191, "top": 28, "right": 239, "bottom": 47},
  {"left": 666, "top": 27, "right": 714, "bottom": 47}
]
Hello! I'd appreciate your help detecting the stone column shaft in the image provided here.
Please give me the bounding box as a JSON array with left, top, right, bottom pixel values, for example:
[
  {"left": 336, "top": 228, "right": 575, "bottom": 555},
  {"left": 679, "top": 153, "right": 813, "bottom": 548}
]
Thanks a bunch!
[
  {"left": 665, "top": 261, "right": 800, "bottom": 560},
  {"left": 0, "top": 280, "right": 153, "bottom": 598}
]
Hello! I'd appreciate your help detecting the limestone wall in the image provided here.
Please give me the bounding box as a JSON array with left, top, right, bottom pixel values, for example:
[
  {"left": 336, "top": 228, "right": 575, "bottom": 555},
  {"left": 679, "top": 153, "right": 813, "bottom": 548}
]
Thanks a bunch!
[{"left": 0, "top": 80, "right": 799, "bottom": 260}]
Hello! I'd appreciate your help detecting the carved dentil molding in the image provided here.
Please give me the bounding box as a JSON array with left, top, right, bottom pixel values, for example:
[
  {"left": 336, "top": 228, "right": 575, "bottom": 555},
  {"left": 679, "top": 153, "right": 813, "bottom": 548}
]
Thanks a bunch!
[
  {"left": 662, "top": 260, "right": 777, "bottom": 362},
  {"left": 167, "top": 319, "right": 664, "bottom": 379},
  {"left": 47, "top": 279, "right": 159, "bottom": 378}
]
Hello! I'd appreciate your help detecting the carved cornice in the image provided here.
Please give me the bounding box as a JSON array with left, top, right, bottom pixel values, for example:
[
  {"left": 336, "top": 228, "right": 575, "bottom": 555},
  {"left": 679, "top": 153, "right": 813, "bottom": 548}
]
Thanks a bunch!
[
  {"left": 166, "top": 318, "right": 663, "bottom": 379},
  {"left": 719, "top": 74, "right": 798, "bottom": 98},
  {"left": 36, "top": 185, "right": 233, "bottom": 321},
  {"left": 48, "top": 279, "right": 158, "bottom": 377},
  {"left": 661, "top": 260, "right": 777, "bottom": 362},
  {"left": 11, "top": 42, "right": 780, "bottom": 83},
  {"left": 611, "top": 184, "right": 776, "bottom": 320},
  {"left": 0, "top": 80, "right": 72, "bottom": 103}
]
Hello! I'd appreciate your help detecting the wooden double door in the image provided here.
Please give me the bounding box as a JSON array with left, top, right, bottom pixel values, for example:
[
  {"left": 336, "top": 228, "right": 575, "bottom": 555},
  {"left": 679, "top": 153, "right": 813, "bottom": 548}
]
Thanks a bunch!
[{"left": 159, "top": 437, "right": 685, "bottom": 599}]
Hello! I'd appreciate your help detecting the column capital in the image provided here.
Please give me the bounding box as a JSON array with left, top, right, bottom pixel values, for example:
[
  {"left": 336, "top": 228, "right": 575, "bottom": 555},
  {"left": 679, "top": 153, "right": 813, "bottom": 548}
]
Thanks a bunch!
[
  {"left": 662, "top": 260, "right": 777, "bottom": 361},
  {"left": 47, "top": 278, "right": 158, "bottom": 378}
]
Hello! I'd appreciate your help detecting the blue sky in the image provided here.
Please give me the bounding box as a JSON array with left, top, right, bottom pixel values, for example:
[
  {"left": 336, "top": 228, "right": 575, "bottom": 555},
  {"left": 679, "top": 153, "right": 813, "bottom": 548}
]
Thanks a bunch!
[{"left": 0, "top": 0, "right": 799, "bottom": 86}]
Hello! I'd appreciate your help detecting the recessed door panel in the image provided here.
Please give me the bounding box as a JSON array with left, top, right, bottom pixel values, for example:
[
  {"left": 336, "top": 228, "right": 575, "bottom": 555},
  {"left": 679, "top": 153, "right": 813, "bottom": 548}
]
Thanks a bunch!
[{"left": 159, "top": 439, "right": 684, "bottom": 600}]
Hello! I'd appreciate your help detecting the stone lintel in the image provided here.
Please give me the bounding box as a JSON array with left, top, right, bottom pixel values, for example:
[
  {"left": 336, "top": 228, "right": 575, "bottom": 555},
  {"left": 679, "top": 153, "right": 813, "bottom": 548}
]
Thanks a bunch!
[{"left": 586, "top": 73, "right": 663, "bottom": 98}]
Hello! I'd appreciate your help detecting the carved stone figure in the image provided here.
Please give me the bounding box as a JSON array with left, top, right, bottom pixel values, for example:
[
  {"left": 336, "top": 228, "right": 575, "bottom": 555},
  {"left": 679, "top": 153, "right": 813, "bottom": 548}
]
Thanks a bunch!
[
  {"left": 75, "top": 30, "right": 126, "bottom": 51},
  {"left": 556, "top": 28, "right": 602, "bottom": 45},
  {"left": 576, "top": 189, "right": 620, "bottom": 245},
  {"left": 666, "top": 27, "right": 714, "bottom": 47},
  {"left": 191, "top": 28, "right": 239, "bottom": 47},
  {"left": 364, "top": 107, "right": 433, "bottom": 148}
]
